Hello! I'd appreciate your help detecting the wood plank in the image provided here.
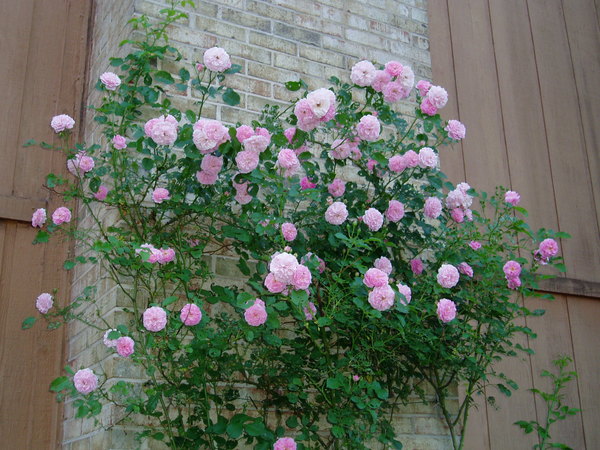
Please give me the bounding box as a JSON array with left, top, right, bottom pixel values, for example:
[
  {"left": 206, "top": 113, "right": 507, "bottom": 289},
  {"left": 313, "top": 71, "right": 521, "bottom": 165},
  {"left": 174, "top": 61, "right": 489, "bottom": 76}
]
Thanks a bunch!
[
  {"left": 428, "top": 0, "right": 466, "bottom": 184},
  {"left": 0, "top": 0, "right": 35, "bottom": 197},
  {"left": 538, "top": 277, "right": 600, "bottom": 299},
  {"left": 525, "top": 294, "right": 585, "bottom": 449},
  {"left": 568, "top": 295, "right": 600, "bottom": 449},
  {"left": 0, "top": 194, "right": 45, "bottom": 222},
  {"left": 527, "top": 0, "right": 600, "bottom": 282},
  {"left": 561, "top": 0, "right": 600, "bottom": 235}
]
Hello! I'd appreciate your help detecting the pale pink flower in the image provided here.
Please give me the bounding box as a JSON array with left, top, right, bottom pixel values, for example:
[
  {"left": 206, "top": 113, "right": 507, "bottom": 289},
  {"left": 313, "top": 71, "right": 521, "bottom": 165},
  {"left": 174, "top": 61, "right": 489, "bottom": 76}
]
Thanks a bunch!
[
  {"left": 193, "top": 119, "right": 229, "bottom": 153},
  {"left": 424, "top": 197, "right": 443, "bottom": 219},
  {"left": 383, "top": 81, "right": 409, "bottom": 103},
  {"left": 116, "top": 336, "right": 134, "bottom": 357},
  {"left": 398, "top": 65, "right": 415, "bottom": 91},
  {"left": 235, "top": 149, "right": 260, "bottom": 174},
  {"left": 396, "top": 283, "right": 412, "bottom": 305},
  {"left": 52, "top": 207, "right": 71, "bottom": 225},
  {"left": 469, "top": 241, "right": 482, "bottom": 250},
  {"left": 368, "top": 285, "right": 395, "bottom": 311},
  {"left": 201, "top": 154, "right": 223, "bottom": 175},
  {"left": 244, "top": 299, "right": 267, "bottom": 326},
  {"left": 372, "top": 70, "right": 392, "bottom": 92},
  {"left": 196, "top": 171, "right": 218, "bottom": 185},
  {"left": 233, "top": 181, "right": 252, "bottom": 204},
  {"left": 112, "top": 135, "right": 127, "bottom": 149},
  {"left": 357, "top": 115, "right": 381, "bottom": 141},
  {"left": 325, "top": 202, "right": 348, "bottom": 225},
  {"left": 503, "top": 260, "right": 522, "bottom": 279},
  {"left": 67, "top": 152, "right": 95, "bottom": 175},
  {"left": 504, "top": 191, "right": 521, "bottom": 206},
  {"left": 426, "top": 85, "right": 448, "bottom": 109},
  {"left": 50, "top": 114, "right": 75, "bottom": 133},
  {"left": 264, "top": 273, "right": 287, "bottom": 293},
  {"left": 353, "top": 374, "right": 361, "bottom": 382},
  {"left": 374, "top": 256, "right": 393, "bottom": 275},
  {"left": 307, "top": 88, "right": 335, "bottom": 119},
  {"left": 236, "top": 125, "right": 254, "bottom": 143},
  {"left": 196, "top": 62, "right": 204, "bottom": 72},
  {"left": 351, "top": 60, "right": 377, "bottom": 86},
  {"left": 152, "top": 187, "right": 170, "bottom": 204},
  {"left": 538, "top": 238, "right": 559, "bottom": 259},
  {"left": 270, "top": 252, "right": 299, "bottom": 284},
  {"left": 277, "top": 149, "right": 300, "bottom": 174},
  {"left": 386, "top": 200, "right": 405, "bottom": 222},
  {"left": 410, "top": 258, "right": 424, "bottom": 275},
  {"left": 458, "top": 262, "right": 474, "bottom": 278},
  {"left": 100, "top": 72, "right": 121, "bottom": 90},
  {"left": 437, "top": 298, "right": 456, "bottom": 323},
  {"left": 363, "top": 268, "right": 389, "bottom": 288},
  {"left": 304, "top": 302, "right": 317, "bottom": 320},
  {"left": 437, "top": 264, "right": 460, "bottom": 288},
  {"left": 32, "top": 208, "right": 46, "bottom": 228},
  {"left": 73, "top": 368, "right": 98, "bottom": 395},
  {"left": 420, "top": 97, "right": 437, "bottom": 116},
  {"left": 416, "top": 80, "right": 432, "bottom": 97},
  {"left": 446, "top": 120, "right": 466, "bottom": 140},
  {"left": 418, "top": 147, "right": 438, "bottom": 168},
  {"left": 36, "top": 293, "right": 53, "bottom": 314},
  {"left": 145, "top": 115, "right": 178, "bottom": 146},
  {"left": 384, "top": 60, "right": 404, "bottom": 77},
  {"left": 294, "top": 98, "right": 320, "bottom": 131},
  {"left": 328, "top": 179, "right": 346, "bottom": 197},
  {"left": 446, "top": 185, "right": 473, "bottom": 210},
  {"left": 94, "top": 185, "right": 108, "bottom": 201},
  {"left": 180, "top": 304, "right": 202, "bottom": 326},
  {"left": 300, "top": 177, "right": 317, "bottom": 190},
  {"left": 404, "top": 150, "right": 419, "bottom": 168},
  {"left": 243, "top": 135, "right": 270, "bottom": 153},
  {"left": 330, "top": 138, "right": 353, "bottom": 159},
  {"left": 158, "top": 248, "right": 175, "bottom": 264},
  {"left": 291, "top": 264, "right": 312, "bottom": 290},
  {"left": 388, "top": 155, "right": 407, "bottom": 173},
  {"left": 103, "top": 329, "right": 118, "bottom": 348},
  {"left": 507, "top": 277, "right": 522, "bottom": 289},
  {"left": 366, "top": 159, "right": 377, "bottom": 172},
  {"left": 203, "top": 47, "right": 232, "bottom": 72},
  {"left": 137, "top": 243, "right": 161, "bottom": 263},
  {"left": 143, "top": 306, "right": 167, "bottom": 332},
  {"left": 363, "top": 208, "right": 384, "bottom": 231},
  {"left": 274, "top": 437, "right": 297, "bottom": 450},
  {"left": 282, "top": 223, "right": 298, "bottom": 242}
]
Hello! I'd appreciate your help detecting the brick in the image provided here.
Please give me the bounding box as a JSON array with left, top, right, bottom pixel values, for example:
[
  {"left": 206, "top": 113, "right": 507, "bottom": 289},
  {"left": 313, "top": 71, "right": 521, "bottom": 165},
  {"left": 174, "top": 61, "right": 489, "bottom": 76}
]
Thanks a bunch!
[
  {"left": 299, "top": 44, "right": 346, "bottom": 68},
  {"left": 191, "top": 15, "right": 247, "bottom": 40},
  {"left": 273, "top": 22, "right": 321, "bottom": 46},
  {"left": 221, "top": 7, "right": 272, "bottom": 33},
  {"left": 221, "top": 75, "right": 272, "bottom": 97},
  {"left": 249, "top": 31, "right": 297, "bottom": 55}
]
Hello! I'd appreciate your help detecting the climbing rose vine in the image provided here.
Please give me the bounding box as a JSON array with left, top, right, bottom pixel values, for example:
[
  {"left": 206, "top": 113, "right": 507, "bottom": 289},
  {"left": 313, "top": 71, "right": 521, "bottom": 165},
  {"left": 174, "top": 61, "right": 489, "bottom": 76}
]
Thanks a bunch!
[{"left": 23, "top": 3, "right": 567, "bottom": 449}]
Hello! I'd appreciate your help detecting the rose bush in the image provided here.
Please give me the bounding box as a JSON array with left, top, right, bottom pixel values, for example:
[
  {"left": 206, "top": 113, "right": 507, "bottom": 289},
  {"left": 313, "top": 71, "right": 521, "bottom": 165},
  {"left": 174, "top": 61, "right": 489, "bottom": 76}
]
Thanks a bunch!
[{"left": 22, "top": 3, "right": 568, "bottom": 449}]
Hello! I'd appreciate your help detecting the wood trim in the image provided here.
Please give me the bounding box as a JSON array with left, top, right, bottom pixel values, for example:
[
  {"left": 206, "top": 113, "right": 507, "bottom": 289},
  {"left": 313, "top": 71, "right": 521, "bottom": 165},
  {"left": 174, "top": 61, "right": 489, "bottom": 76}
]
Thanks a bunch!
[
  {"left": 537, "top": 277, "right": 600, "bottom": 299},
  {"left": 0, "top": 195, "right": 44, "bottom": 222}
]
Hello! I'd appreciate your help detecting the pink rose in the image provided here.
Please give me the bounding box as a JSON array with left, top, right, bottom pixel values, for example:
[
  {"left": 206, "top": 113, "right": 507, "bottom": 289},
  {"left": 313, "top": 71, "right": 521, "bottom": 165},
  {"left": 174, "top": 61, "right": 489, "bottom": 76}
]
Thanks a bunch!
[
  {"left": 437, "top": 264, "right": 460, "bottom": 288},
  {"left": 507, "top": 277, "right": 522, "bottom": 289},
  {"left": 243, "top": 135, "right": 270, "bottom": 153},
  {"left": 469, "top": 241, "right": 482, "bottom": 250},
  {"left": 50, "top": 114, "right": 75, "bottom": 133},
  {"left": 410, "top": 258, "right": 424, "bottom": 275},
  {"left": 100, "top": 71, "right": 121, "bottom": 90},
  {"left": 73, "top": 368, "right": 98, "bottom": 395},
  {"left": 304, "top": 302, "right": 317, "bottom": 320},
  {"left": 274, "top": 437, "right": 297, "bottom": 450},
  {"left": 32, "top": 208, "right": 47, "bottom": 228},
  {"left": 291, "top": 264, "right": 312, "bottom": 290},
  {"left": 235, "top": 149, "right": 260, "bottom": 174},
  {"left": 277, "top": 149, "right": 300, "bottom": 172},
  {"left": 196, "top": 171, "right": 218, "bottom": 185},
  {"left": 446, "top": 185, "right": 473, "bottom": 210},
  {"left": 403, "top": 150, "right": 419, "bottom": 168},
  {"left": 445, "top": 120, "right": 466, "bottom": 140},
  {"left": 353, "top": 374, "right": 361, "bottom": 382},
  {"left": 397, "top": 283, "right": 412, "bottom": 305},
  {"left": 116, "top": 336, "right": 134, "bottom": 358},
  {"left": 300, "top": 177, "right": 316, "bottom": 190},
  {"left": 158, "top": 248, "right": 175, "bottom": 264},
  {"left": 418, "top": 147, "right": 438, "bottom": 168},
  {"left": 201, "top": 154, "right": 223, "bottom": 175},
  {"left": 269, "top": 252, "right": 299, "bottom": 284},
  {"left": 236, "top": 125, "right": 254, "bottom": 142},
  {"left": 328, "top": 179, "right": 346, "bottom": 197},
  {"left": 152, "top": 187, "right": 170, "bottom": 204},
  {"left": 388, "top": 155, "right": 407, "bottom": 173},
  {"left": 351, "top": 60, "right": 377, "bottom": 86},
  {"left": 52, "top": 207, "right": 71, "bottom": 225},
  {"left": 416, "top": 80, "right": 432, "bottom": 97},
  {"left": 112, "top": 135, "right": 127, "bottom": 149},
  {"left": 196, "top": 62, "right": 204, "bottom": 72},
  {"left": 382, "top": 81, "right": 408, "bottom": 103},
  {"left": 503, "top": 260, "right": 521, "bottom": 279},
  {"left": 450, "top": 207, "right": 464, "bottom": 224},
  {"left": 363, "top": 268, "right": 389, "bottom": 288},
  {"left": 437, "top": 298, "right": 456, "bottom": 323},
  {"left": 386, "top": 200, "right": 405, "bottom": 222},
  {"left": 384, "top": 60, "right": 404, "bottom": 77},
  {"left": 306, "top": 88, "right": 335, "bottom": 119},
  {"left": 374, "top": 256, "right": 393, "bottom": 275},
  {"left": 538, "top": 238, "right": 559, "bottom": 259},
  {"left": 368, "top": 285, "right": 395, "bottom": 311},
  {"left": 264, "top": 273, "right": 287, "bottom": 293},
  {"left": 193, "top": 119, "right": 230, "bottom": 153},
  {"left": 424, "top": 197, "right": 443, "bottom": 219},
  {"left": 180, "top": 303, "right": 202, "bottom": 326},
  {"left": 357, "top": 114, "right": 381, "bottom": 141},
  {"left": 145, "top": 115, "right": 178, "bottom": 146},
  {"left": 67, "top": 152, "right": 95, "bottom": 175},
  {"left": 363, "top": 208, "right": 384, "bottom": 231},
  {"left": 426, "top": 85, "right": 448, "bottom": 109},
  {"left": 366, "top": 159, "right": 377, "bottom": 172},
  {"left": 420, "top": 97, "right": 437, "bottom": 116},
  {"left": 203, "top": 47, "right": 232, "bottom": 72},
  {"left": 244, "top": 299, "right": 267, "bottom": 326},
  {"left": 372, "top": 70, "right": 392, "bottom": 92},
  {"left": 330, "top": 138, "right": 352, "bottom": 159},
  {"left": 233, "top": 181, "right": 252, "bottom": 204},
  {"left": 325, "top": 202, "right": 348, "bottom": 225},
  {"left": 504, "top": 190, "right": 521, "bottom": 206},
  {"left": 281, "top": 222, "right": 298, "bottom": 242},
  {"left": 143, "top": 306, "right": 167, "bottom": 332},
  {"left": 294, "top": 98, "right": 320, "bottom": 132},
  {"left": 103, "top": 329, "right": 118, "bottom": 348},
  {"left": 94, "top": 185, "right": 108, "bottom": 201},
  {"left": 36, "top": 293, "right": 53, "bottom": 314},
  {"left": 458, "top": 262, "right": 474, "bottom": 278}
]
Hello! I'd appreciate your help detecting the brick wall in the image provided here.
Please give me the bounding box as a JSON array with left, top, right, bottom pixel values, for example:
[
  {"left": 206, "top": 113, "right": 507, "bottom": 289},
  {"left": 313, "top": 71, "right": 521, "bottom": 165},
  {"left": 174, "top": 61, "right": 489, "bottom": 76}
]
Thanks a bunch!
[{"left": 63, "top": 1, "right": 455, "bottom": 448}]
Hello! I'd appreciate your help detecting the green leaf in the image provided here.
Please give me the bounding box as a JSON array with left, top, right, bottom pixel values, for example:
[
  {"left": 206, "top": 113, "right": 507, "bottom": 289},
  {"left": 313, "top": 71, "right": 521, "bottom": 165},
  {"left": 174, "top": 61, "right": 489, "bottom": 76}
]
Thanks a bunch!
[
  {"left": 163, "top": 296, "right": 179, "bottom": 306},
  {"left": 154, "top": 70, "right": 174, "bottom": 84},
  {"left": 224, "top": 64, "right": 242, "bottom": 75},
  {"left": 285, "top": 81, "right": 302, "bottom": 91},
  {"left": 33, "top": 231, "right": 50, "bottom": 244},
  {"left": 23, "top": 139, "right": 37, "bottom": 147},
  {"left": 244, "top": 420, "right": 266, "bottom": 437},
  {"left": 226, "top": 421, "right": 243, "bottom": 439},
  {"left": 179, "top": 68, "right": 190, "bottom": 81},
  {"left": 290, "top": 289, "right": 308, "bottom": 306},
  {"left": 142, "top": 158, "right": 154, "bottom": 170},
  {"left": 50, "top": 376, "right": 71, "bottom": 392},
  {"left": 63, "top": 260, "right": 76, "bottom": 270},
  {"left": 22, "top": 316, "right": 36, "bottom": 329},
  {"left": 222, "top": 88, "right": 241, "bottom": 106}
]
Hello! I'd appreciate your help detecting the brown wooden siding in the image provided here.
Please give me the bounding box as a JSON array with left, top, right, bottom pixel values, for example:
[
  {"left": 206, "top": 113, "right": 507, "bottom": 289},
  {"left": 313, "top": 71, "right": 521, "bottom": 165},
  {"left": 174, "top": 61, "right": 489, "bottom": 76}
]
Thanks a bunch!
[
  {"left": 429, "top": 0, "right": 600, "bottom": 448},
  {"left": 0, "top": 0, "right": 91, "bottom": 447}
]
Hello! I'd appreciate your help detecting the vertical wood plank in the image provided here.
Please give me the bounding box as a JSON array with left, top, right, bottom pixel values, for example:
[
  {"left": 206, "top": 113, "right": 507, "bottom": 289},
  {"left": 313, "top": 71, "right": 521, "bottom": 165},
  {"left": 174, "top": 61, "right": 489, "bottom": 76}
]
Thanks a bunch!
[
  {"left": 527, "top": 0, "right": 600, "bottom": 282},
  {"left": 568, "top": 296, "right": 600, "bottom": 449}
]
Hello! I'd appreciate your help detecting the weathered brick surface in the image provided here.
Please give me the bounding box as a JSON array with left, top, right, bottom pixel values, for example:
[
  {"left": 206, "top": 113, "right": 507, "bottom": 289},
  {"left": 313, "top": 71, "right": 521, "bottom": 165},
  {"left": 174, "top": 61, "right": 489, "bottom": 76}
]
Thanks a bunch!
[{"left": 63, "top": 0, "right": 453, "bottom": 448}]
